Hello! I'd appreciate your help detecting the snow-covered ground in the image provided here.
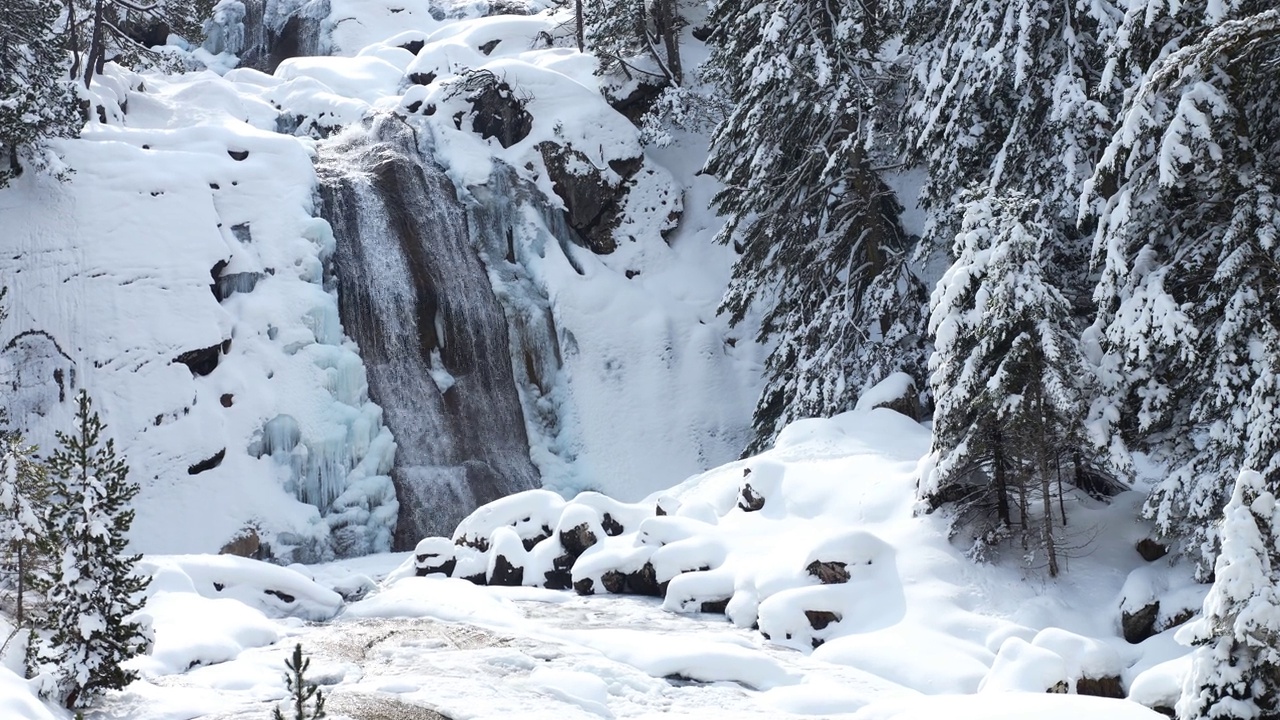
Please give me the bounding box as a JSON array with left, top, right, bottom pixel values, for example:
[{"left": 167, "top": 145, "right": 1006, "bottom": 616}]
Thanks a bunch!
[{"left": 1, "top": 402, "right": 1195, "bottom": 719}]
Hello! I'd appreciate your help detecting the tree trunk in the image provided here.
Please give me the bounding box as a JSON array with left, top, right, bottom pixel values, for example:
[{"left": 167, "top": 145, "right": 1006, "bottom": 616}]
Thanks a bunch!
[
  {"left": 85, "top": 0, "right": 107, "bottom": 89},
  {"left": 652, "top": 0, "right": 682, "bottom": 84},
  {"left": 575, "top": 0, "right": 584, "bottom": 52},
  {"left": 1036, "top": 387, "right": 1059, "bottom": 577},
  {"left": 993, "top": 429, "right": 1010, "bottom": 527}
]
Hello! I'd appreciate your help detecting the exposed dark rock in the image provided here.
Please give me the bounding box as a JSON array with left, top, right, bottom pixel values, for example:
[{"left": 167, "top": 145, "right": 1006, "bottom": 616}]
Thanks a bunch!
[
  {"left": 559, "top": 522, "right": 598, "bottom": 558},
  {"left": 220, "top": 393, "right": 234, "bottom": 407},
  {"left": 228, "top": 149, "right": 249, "bottom": 161},
  {"left": 187, "top": 448, "right": 226, "bottom": 475},
  {"left": 322, "top": 116, "right": 539, "bottom": 547},
  {"left": 210, "top": 259, "right": 229, "bottom": 300},
  {"left": 478, "top": 38, "right": 501, "bottom": 55},
  {"left": 461, "top": 572, "right": 487, "bottom": 585},
  {"left": 1076, "top": 676, "right": 1125, "bottom": 698},
  {"left": 408, "top": 71, "right": 437, "bottom": 86},
  {"left": 538, "top": 143, "right": 646, "bottom": 254},
  {"left": 573, "top": 577, "right": 595, "bottom": 595},
  {"left": 543, "top": 568, "right": 573, "bottom": 590},
  {"left": 601, "top": 513, "right": 624, "bottom": 536},
  {"left": 691, "top": 25, "right": 712, "bottom": 41},
  {"left": 489, "top": 553, "right": 524, "bottom": 586},
  {"left": 602, "top": 570, "right": 626, "bottom": 594},
  {"left": 520, "top": 525, "right": 553, "bottom": 551},
  {"left": 1122, "top": 600, "right": 1161, "bottom": 643},
  {"left": 458, "top": 73, "right": 531, "bottom": 148},
  {"left": 417, "top": 556, "right": 457, "bottom": 577},
  {"left": 806, "top": 560, "right": 851, "bottom": 584},
  {"left": 123, "top": 18, "right": 170, "bottom": 48},
  {"left": 400, "top": 40, "right": 425, "bottom": 55},
  {"left": 1136, "top": 538, "right": 1169, "bottom": 562},
  {"left": 805, "top": 610, "right": 841, "bottom": 630},
  {"left": 628, "top": 562, "right": 660, "bottom": 597},
  {"left": 264, "top": 589, "right": 296, "bottom": 604},
  {"left": 1047, "top": 680, "right": 1070, "bottom": 694},
  {"left": 699, "top": 598, "right": 729, "bottom": 614},
  {"left": 219, "top": 527, "right": 261, "bottom": 558},
  {"left": 175, "top": 343, "right": 222, "bottom": 376},
  {"left": 1161, "top": 607, "right": 1196, "bottom": 631},
  {"left": 738, "top": 482, "right": 765, "bottom": 512},
  {"left": 606, "top": 80, "right": 667, "bottom": 126}
]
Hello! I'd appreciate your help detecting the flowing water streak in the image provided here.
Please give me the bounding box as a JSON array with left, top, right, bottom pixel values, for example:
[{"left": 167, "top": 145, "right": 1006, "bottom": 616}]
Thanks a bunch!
[{"left": 317, "top": 115, "right": 539, "bottom": 547}]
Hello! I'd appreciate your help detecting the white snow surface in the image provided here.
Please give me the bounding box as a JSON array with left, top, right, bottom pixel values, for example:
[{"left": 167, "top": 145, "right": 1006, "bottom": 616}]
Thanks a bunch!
[
  {"left": 0, "top": 0, "right": 758, "bottom": 565},
  {"left": 1, "top": 404, "right": 1196, "bottom": 718}
]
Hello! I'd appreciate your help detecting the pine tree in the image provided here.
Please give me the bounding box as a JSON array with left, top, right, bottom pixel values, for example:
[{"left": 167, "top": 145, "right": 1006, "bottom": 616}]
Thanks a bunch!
[
  {"left": 39, "top": 390, "right": 150, "bottom": 709},
  {"left": 0, "top": 0, "right": 80, "bottom": 186},
  {"left": 65, "top": 0, "right": 215, "bottom": 89},
  {"left": 703, "top": 0, "right": 926, "bottom": 453},
  {"left": 583, "top": 0, "right": 683, "bottom": 84},
  {"left": 902, "top": 0, "right": 1120, "bottom": 313},
  {"left": 922, "top": 193, "right": 1100, "bottom": 574},
  {"left": 273, "top": 644, "right": 326, "bottom": 720},
  {"left": 1178, "top": 469, "right": 1280, "bottom": 720},
  {"left": 1085, "top": 3, "right": 1280, "bottom": 573},
  {"left": 0, "top": 431, "right": 52, "bottom": 627}
]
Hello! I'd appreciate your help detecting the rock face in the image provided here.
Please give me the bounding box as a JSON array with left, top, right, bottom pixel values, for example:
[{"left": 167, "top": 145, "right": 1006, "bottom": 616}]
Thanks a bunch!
[
  {"left": 538, "top": 143, "right": 644, "bottom": 255},
  {"left": 1136, "top": 538, "right": 1169, "bottom": 562},
  {"left": 320, "top": 116, "right": 540, "bottom": 546},
  {"left": 1122, "top": 600, "right": 1161, "bottom": 644},
  {"left": 219, "top": 528, "right": 262, "bottom": 558}
]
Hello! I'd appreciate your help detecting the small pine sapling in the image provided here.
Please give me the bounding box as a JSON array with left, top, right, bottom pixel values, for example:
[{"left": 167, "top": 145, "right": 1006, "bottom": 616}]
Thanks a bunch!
[{"left": 273, "top": 643, "right": 326, "bottom": 720}]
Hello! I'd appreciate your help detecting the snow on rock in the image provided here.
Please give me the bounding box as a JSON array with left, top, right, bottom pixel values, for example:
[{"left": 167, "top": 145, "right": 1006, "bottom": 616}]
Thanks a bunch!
[
  {"left": 854, "top": 693, "right": 1168, "bottom": 720},
  {"left": 0, "top": 666, "right": 56, "bottom": 720},
  {"left": 0, "top": 64, "right": 398, "bottom": 562},
  {"left": 140, "top": 554, "right": 345, "bottom": 622}
]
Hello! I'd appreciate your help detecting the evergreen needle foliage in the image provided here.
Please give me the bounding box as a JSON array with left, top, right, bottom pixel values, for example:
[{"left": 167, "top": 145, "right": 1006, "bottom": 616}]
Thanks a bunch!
[
  {"left": 38, "top": 390, "right": 151, "bottom": 709},
  {"left": 274, "top": 643, "right": 327, "bottom": 720}
]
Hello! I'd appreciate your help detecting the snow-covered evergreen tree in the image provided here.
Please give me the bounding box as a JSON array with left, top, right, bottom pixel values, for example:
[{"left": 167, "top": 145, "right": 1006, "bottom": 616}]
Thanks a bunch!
[
  {"left": 1085, "top": 3, "right": 1280, "bottom": 572},
  {"left": 0, "top": 432, "right": 51, "bottom": 627},
  {"left": 704, "top": 0, "right": 926, "bottom": 453},
  {"left": 38, "top": 390, "right": 150, "bottom": 709},
  {"left": 903, "top": 0, "right": 1119, "bottom": 310},
  {"left": 583, "top": 0, "right": 684, "bottom": 84},
  {"left": 1178, "top": 469, "right": 1280, "bottom": 720},
  {"left": 0, "top": 0, "right": 79, "bottom": 186},
  {"left": 923, "top": 193, "right": 1100, "bottom": 574},
  {"left": 65, "top": 0, "right": 215, "bottom": 88}
]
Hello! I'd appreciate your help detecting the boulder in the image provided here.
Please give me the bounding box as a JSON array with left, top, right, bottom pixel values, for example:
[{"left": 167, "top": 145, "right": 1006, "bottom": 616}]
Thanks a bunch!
[
  {"left": 1076, "top": 675, "right": 1125, "bottom": 698},
  {"left": 806, "top": 560, "right": 851, "bottom": 585},
  {"left": 219, "top": 528, "right": 261, "bottom": 558},
  {"left": 1136, "top": 539, "right": 1169, "bottom": 562},
  {"left": 1122, "top": 600, "right": 1160, "bottom": 644}
]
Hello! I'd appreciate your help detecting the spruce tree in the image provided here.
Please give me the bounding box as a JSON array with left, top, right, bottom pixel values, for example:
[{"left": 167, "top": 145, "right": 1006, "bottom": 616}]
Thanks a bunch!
[
  {"left": 273, "top": 644, "right": 327, "bottom": 720},
  {"left": 703, "top": 0, "right": 926, "bottom": 453},
  {"left": 39, "top": 390, "right": 150, "bottom": 709},
  {"left": 902, "top": 0, "right": 1119, "bottom": 314},
  {"left": 922, "top": 193, "right": 1100, "bottom": 574},
  {"left": 1085, "top": 3, "right": 1280, "bottom": 573},
  {"left": 1178, "top": 469, "right": 1280, "bottom": 720},
  {"left": 0, "top": 0, "right": 79, "bottom": 185},
  {"left": 0, "top": 431, "right": 52, "bottom": 627}
]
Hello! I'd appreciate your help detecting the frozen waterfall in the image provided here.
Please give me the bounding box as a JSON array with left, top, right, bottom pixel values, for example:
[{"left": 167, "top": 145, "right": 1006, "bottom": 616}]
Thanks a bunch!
[{"left": 318, "top": 115, "right": 541, "bottom": 547}]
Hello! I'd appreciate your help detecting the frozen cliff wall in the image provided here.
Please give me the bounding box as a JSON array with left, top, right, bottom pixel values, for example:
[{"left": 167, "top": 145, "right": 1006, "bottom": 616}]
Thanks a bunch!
[
  {"left": 0, "top": 67, "right": 397, "bottom": 561},
  {"left": 318, "top": 115, "right": 539, "bottom": 546}
]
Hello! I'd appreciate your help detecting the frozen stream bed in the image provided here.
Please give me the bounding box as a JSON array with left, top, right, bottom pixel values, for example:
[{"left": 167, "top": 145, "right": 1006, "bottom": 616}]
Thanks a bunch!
[{"left": 94, "top": 555, "right": 909, "bottom": 720}]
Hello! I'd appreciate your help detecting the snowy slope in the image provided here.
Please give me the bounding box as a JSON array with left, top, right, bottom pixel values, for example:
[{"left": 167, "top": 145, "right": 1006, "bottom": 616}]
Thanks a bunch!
[
  {"left": 0, "top": 399, "right": 1184, "bottom": 719},
  {"left": 0, "top": 0, "right": 759, "bottom": 558}
]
